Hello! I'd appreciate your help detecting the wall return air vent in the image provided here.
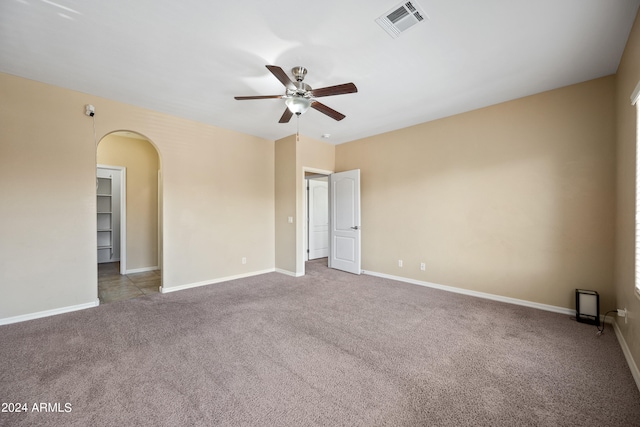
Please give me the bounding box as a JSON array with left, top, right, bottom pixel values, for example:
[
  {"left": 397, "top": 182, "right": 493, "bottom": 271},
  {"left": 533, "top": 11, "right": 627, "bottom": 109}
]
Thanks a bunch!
[{"left": 376, "top": 1, "right": 428, "bottom": 38}]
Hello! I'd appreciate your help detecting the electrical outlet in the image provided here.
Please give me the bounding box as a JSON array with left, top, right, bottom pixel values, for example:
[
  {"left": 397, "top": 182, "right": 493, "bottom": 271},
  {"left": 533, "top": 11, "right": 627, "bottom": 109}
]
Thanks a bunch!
[
  {"left": 398, "top": 260, "right": 403, "bottom": 267},
  {"left": 618, "top": 308, "right": 628, "bottom": 324},
  {"left": 242, "top": 257, "right": 247, "bottom": 265},
  {"left": 420, "top": 262, "right": 426, "bottom": 271},
  {"left": 288, "top": 216, "right": 294, "bottom": 224}
]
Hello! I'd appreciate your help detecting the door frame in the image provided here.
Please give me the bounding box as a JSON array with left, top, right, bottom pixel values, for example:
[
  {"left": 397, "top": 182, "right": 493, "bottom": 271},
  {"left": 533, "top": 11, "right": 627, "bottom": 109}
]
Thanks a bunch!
[
  {"left": 97, "top": 164, "right": 127, "bottom": 275},
  {"left": 305, "top": 174, "right": 330, "bottom": 262},
  {"left": 299, "top": 167, "right": 333, "bottom": 276}
]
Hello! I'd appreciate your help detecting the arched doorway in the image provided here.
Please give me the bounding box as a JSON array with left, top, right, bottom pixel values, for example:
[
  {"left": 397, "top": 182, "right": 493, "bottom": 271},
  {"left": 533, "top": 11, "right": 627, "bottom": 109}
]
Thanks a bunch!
[{"left": 96, "top": 131, "right": 162, "bottom": 304}]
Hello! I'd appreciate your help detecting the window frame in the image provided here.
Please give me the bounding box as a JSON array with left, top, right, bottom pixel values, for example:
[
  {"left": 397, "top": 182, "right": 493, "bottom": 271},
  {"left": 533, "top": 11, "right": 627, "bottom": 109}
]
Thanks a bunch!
[{"left": 633, "top": 80, "right": 640, "bottom": 297}]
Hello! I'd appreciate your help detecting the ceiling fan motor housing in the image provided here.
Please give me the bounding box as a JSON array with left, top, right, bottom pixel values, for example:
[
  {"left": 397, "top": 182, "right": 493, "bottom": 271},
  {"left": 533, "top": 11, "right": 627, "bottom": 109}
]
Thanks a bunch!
[{"left": 290, "top": 82, "right": 312, "bottom": 97}]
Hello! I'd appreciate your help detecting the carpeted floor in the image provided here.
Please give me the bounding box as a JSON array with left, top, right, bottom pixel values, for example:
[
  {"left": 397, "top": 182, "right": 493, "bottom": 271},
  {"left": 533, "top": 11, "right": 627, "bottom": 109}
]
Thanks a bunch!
[{"left": 1, "top": 259, "right": 639, "bottom": 426}]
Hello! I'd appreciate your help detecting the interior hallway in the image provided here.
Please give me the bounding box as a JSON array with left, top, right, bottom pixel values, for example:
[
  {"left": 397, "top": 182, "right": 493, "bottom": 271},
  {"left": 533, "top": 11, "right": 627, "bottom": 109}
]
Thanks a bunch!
[{"left": 98, "top": 262, "right": 160, "bottom": 304}]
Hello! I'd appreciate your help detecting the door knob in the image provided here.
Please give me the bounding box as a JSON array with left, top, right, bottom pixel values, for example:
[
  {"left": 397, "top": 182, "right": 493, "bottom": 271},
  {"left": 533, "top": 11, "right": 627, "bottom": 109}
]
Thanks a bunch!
[{"left": 351, "top": 226, "right": 360, "bottom": 230}]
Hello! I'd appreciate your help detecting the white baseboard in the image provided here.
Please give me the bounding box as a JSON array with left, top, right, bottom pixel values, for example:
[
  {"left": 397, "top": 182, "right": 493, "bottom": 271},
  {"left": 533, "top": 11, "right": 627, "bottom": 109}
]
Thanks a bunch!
[
  {"left": 0, "top": 299, "right": 100, "bottom": 326},
  {"left": 275, "top": 268, "right": 304, "bottom": 277},
  {"left": 126, "top": 266, "right": 159, "bottom": 274},
  {"left": 363, "top": 270, "right": 574, "bottom": 316},
  {"left": 160, "top": 269, "right": 276, "bottom": 294},
  {"left": 613, "top": 320, "right": 640, "bottom": 392}
]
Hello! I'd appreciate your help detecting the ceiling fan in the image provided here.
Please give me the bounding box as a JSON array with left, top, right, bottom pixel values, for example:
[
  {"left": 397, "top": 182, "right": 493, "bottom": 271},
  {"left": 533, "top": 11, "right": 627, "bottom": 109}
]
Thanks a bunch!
[{"left": 234, "top": 65, "right": 358, "bottom": 123}]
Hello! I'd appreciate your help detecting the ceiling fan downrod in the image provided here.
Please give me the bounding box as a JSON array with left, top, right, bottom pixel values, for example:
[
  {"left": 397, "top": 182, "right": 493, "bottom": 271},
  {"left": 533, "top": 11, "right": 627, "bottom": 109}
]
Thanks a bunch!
[{"left": 291, "top": 66, "right": 307, "bottom": 82}]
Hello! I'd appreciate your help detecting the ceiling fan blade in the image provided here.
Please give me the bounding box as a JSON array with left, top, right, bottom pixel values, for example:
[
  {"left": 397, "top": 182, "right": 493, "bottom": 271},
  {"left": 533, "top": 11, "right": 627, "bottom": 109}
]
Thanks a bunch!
[
  {"left": 279, "top": 108, "right": 293, "bottom": 123},
  {"left": 266, "top": 65, "right": 296, "bottom": 91},
  {"left": 234, "top": 95, "right": 283, "bottom": 100},
  {"left": 310, "top": 83, "right": 358, "bottom": 98},
  {"left": 311, "top": 101, "right": 346, "bottom": 121}
]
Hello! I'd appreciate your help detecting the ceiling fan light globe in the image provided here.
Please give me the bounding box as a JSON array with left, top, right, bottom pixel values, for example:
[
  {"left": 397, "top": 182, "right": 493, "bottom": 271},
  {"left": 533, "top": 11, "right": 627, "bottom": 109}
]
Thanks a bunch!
[{"left": 285, "top": 97, "right": 311, "bottom": 115}]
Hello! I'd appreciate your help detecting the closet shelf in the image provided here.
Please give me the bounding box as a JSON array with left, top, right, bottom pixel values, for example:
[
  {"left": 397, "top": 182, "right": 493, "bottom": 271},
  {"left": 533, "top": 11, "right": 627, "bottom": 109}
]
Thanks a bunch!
[{"left": 97, "top": 175, "right": 114, "bottom": 263}]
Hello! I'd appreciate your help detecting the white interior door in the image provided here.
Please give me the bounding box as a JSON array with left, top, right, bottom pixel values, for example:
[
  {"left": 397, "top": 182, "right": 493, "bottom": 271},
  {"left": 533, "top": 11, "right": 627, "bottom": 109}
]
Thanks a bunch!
[
  {"left": 329, "top": 169, "right": 361, "bottom": 274},
  {"left": 308, "top": 177, "right": 329, "bottom": 259}
]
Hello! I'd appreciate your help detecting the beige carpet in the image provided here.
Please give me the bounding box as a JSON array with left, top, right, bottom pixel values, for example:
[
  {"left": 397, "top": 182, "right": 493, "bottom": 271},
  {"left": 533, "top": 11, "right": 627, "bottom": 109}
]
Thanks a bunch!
[{"left": 1, "top": 258, "right": 639, "bottom": 426}]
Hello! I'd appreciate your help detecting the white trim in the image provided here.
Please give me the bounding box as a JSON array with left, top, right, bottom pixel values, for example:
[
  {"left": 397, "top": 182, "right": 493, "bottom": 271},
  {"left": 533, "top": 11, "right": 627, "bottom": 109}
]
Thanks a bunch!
[
  {"left": 120, "top": 167, "right": 127, "bottom": 274},
  {"left": 613, "top": 320, "right": 640, "bottom": 392},
  {"left": 159, "top": 269, "right": 276, "bottom": 294},
  {"left": 125, "top": 266, "right": 159, "bottom": 274},
  {"left": 97, "top": 164, "right": 127, "bottom": 274},
  {"left": 299, "top": 167, "right": 334, "bottom": 277},
  {"left": 158, "top": 169, "right": 163, "bottom": 272},
  {"left": 0, "top": 299, "right": 100, "bottom": 326},
  {"left": 276, "top": 268, "right": 304, "bottom": 277},
  {"left": 635, "top": 98, "right": 640, "bottom": 295},
  {"left": 631, "top": 79, "right": 640, "bottom": 105},
  {"left": 304, "top": 176, "right": 309, "bottom": 262},
  {"left": 363, "top": 270, "right": 574, "bottom": 315}
]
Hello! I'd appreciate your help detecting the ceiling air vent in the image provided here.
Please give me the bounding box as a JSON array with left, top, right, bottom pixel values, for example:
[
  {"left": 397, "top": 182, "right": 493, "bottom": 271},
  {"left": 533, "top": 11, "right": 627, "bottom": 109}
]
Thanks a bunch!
[{"left": 376, "top": 1, "right": 428, "bottom": 38}]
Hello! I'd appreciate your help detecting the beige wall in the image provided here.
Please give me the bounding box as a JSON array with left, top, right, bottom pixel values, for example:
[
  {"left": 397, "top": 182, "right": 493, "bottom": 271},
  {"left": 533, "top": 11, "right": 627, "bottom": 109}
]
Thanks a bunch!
[
  {"left": 1, "top": 77, "right": 98, "bottom": 316},
  {"left": 274, "top": 134, "right": 335, "bottom": 275},
  {"left": 336, "top": 76, "right": 616, "bottom": 310},
  {"left": 615, "top": 11, "right": 640, "bottom": 375},
  {"left": 0, "top": 73, "right": 274, "bottom": 319},
  {"left": 300, "top": 136, "right": 335, "bottom": 170},
  {"left": 275, "top": 135, "right": 297, "bottom": 273},
  {"left": 97, "top": 134, "right": 159, "bottom": 270}
]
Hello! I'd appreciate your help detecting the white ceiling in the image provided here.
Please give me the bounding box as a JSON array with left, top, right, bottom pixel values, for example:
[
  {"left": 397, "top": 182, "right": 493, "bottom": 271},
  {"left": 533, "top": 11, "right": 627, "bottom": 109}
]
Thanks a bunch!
[{"left": 1, "top": 0, "right": 639, "bottom": 145}]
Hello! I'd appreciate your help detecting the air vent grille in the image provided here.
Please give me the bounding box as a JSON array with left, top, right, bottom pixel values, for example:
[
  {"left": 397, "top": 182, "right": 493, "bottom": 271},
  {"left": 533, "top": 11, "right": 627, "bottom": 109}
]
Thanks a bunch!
[
  {"left": 387, "top": 6, "right": 409, "bottom": 24},
  {"left": 376, "top": 1, "right": 428, "bottom": 38}
]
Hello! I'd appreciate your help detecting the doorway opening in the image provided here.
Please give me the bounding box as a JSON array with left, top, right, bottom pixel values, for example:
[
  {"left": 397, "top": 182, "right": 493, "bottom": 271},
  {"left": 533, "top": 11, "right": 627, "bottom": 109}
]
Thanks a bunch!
[
  {"left": 300, "top": 168, "right": 362, "bottom": 277},
  {"left": 305, "top": 173, "right": 329, "bottom": 262},
  {"left": 301, "top": 168, "right": 332, "bottom": 276},
  {"left": 96, "top": 131, "right": 162, "bottom": 304}
]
